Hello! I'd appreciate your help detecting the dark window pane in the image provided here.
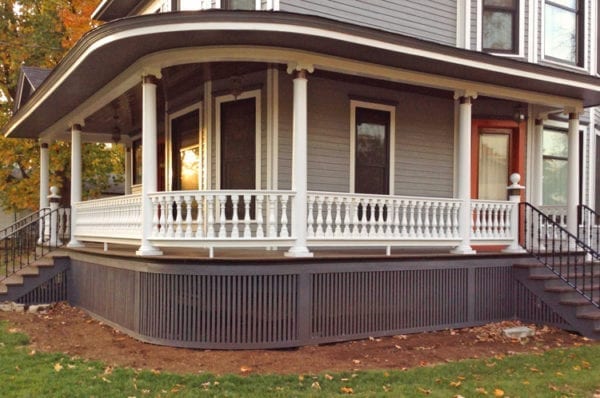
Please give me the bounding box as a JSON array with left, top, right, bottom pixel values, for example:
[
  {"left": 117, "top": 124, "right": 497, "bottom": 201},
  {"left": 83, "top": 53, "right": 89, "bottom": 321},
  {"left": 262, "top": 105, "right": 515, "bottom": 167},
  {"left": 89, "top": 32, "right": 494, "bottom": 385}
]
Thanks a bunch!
[
  {"left": 483, "top": 11, "right": 514, "bottom": 50},
  {"left": 484, "top": 0, "right": 516, "bottom": 8},
  {"left": 355, "top": 107, "right": 390, "bottom": 195}
]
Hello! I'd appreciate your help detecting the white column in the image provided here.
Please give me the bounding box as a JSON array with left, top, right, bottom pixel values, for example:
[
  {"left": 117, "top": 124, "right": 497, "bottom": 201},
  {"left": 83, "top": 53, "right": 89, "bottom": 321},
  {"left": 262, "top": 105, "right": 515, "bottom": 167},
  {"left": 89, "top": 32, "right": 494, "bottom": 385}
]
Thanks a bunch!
[
  {"left": 136, "top": 75, "right": 163, "bottom": 256},
  {"left": 286, "top": 69, "right": 313, "bottom": 257},
  {"left": 124, "top": 144, "right": 132, "bottom": 195},
  {"left": 38, "top": 140, "right": 50, "bottom": 244},
  {"left": 567, "top": 112, "right": 580, "bottom": 236},
  {"left": 452, "top": 95, "right": 476, "bottom": 254},
  {"left": 502, "top": 173, "right": 526, "bottom": 253},
  {"left": 532, "top": 118, "right": 544, "bottom": 206},
  {"left": 67, "top": 124, "right": 84, "bottom": 247},
  {"left": 39, "top": 140, "right": 50, "bottom": 210}
]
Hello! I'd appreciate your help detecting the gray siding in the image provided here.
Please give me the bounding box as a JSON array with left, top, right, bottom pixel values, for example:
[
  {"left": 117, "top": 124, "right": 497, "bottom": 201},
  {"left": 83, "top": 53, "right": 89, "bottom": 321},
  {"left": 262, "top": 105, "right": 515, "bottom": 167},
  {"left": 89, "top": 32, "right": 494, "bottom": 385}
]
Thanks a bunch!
[
  {"left": 278, "top": 73, "right": 455, "bottom": 197},
  {"left": 279, "top": 0, "right": 457, "bottom": 46}
]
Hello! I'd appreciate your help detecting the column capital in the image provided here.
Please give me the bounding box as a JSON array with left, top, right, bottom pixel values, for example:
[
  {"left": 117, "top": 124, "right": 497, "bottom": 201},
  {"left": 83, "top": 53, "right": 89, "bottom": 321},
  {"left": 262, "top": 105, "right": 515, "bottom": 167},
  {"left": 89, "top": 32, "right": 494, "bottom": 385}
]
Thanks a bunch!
[
  {"left": 563, "top": 104, "right": 583, "bottom": 117},
  {"left": 453, "top": 90, "right": 478, "bottom": 101},
  {"left": 142, "top": 74, "right": 160, "bottom": 85},
  {"left": 71, "top": 123, "right": 83, "bottom": 131},
  {"left": 286, "top": 61, "right": 314, "bottom": 75},
  {"left": 39, "top": 140, "right": 49, "bottom": 149},
  {"left": 142, "top": 67, "right": 162, "bottom": 82},
  {"left": 534, "top": 117, "right": 545, "bottom": 126},
  {"left": 568, "top": 112, "right": 580, "bottom": 120}
]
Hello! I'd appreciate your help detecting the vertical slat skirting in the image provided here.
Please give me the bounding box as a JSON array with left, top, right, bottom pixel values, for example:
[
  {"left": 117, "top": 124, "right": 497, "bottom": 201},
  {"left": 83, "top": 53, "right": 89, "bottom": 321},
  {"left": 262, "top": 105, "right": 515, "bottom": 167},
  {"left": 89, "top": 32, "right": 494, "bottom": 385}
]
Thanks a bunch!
[
  {"left": 137, "top": 272, "right": 299, "bottom": 348},
  {"left": 514, "top": 280, "right": 569, "bottom": 327},
  {"left": 473, "top": 267, "right": 515, "bottom": 321},
  {"left": 16, "top": 271, "right": 68, "bottom": 305}
]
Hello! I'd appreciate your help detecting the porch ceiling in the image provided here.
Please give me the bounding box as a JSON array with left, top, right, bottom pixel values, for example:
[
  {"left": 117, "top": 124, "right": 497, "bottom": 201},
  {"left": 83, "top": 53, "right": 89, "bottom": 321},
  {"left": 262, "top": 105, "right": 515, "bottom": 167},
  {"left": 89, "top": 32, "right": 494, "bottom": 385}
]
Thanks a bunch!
[{"left": 4, "top": 10, "right": 600, "bottom": 139}]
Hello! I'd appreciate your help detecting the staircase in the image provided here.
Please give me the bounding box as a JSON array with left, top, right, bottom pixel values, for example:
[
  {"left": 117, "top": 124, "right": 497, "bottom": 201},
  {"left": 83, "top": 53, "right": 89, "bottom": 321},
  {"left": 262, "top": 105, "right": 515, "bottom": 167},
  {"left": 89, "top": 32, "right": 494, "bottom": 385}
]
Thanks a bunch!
[
  {"left": 0, "top": 208, "right": 70, "bottom": 304},
  {"left": 516, "top": 203, "right": 600, "bottom": 339}
]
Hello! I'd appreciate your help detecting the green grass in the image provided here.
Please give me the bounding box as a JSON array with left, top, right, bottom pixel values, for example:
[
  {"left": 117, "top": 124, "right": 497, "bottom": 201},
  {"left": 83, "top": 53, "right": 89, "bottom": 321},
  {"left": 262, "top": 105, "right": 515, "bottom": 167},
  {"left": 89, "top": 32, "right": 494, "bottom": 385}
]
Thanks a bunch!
[{"left": 1, "top": 320, "right": 599, "bottom": 397}]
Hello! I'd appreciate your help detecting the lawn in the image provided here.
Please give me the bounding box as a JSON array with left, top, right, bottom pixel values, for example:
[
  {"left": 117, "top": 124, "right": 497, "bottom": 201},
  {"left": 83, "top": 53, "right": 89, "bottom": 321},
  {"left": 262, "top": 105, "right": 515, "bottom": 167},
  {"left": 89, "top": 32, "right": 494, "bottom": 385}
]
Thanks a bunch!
[{"left": 0, "top": 320, "right": 598, "bottom": 397}]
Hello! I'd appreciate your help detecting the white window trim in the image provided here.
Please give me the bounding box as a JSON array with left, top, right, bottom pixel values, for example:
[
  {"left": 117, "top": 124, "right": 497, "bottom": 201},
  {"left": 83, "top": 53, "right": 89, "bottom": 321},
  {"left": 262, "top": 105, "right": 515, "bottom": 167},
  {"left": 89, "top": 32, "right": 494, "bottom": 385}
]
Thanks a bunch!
[
  {"left": 349, "top": 100, "right": 396, "bottom": 195},
  {"left": 539, "top": 0, "right": 589, "bottom": 71},
  {"left": 166, "top": 102, "right": 203, "bottom": 191},
  {"left": 215, "top": 89, "right": 262, "bottom": 190},
  {"left": 476, "top": 0, "right": 525, "bottom": 57},
  {"left": 214, "top": 0, "right": 262, "bottom": 10}
]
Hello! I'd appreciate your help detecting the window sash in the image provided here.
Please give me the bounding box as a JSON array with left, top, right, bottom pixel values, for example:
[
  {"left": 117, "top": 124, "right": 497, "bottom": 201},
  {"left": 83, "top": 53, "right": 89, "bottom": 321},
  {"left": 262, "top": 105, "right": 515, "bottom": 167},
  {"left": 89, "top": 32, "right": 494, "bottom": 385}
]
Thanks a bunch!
[
  {"left": 543, "top": 0, "right": 583, "bottom": 65},
  {"left": 482, "top": 0, "right": 518, "bottom": 53}
]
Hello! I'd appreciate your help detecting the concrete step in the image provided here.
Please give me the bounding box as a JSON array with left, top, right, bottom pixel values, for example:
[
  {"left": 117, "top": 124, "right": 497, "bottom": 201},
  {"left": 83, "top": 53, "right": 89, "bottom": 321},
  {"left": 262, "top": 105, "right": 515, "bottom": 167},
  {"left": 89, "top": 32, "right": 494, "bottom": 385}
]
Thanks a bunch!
[
  {"left": 576, "top": 307, "right": 600, "bottom": 321},
  {"left": 2, "top": 274, "right": 23, "bottom": 286},
  {"left": 560, "top": 296, "right": 595, "bottom": 307}
]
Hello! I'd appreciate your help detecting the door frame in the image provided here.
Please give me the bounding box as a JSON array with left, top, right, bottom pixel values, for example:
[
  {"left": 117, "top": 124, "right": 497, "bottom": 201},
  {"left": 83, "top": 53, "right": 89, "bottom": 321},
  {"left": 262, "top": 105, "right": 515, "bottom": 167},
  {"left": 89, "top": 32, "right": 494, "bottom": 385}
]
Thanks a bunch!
[
  {"left": 215, "top": 89, "right": 262, "bottom": 190},
  {"left": 166, "top": 102, "right": 203, "bottom": 191},
  {"left": 471, "top": 119, "right": 526, "bottom": 200}
]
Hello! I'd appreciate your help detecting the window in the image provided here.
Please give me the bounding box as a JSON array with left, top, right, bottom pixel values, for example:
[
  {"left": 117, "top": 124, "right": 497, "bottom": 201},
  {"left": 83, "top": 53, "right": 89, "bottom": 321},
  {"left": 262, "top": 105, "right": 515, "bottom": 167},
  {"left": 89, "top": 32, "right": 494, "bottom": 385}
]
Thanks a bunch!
[
  {"left": 221, "top": 0, "right": 256, "bottom": 10},
  {"left": 544, "top": 0, "right": 583, "bottom": 65},
  {"left": 132, "top": 139, "right": 142, "bottom": 186},
  {"left": 351, "top": 101, "right": 394, "bottom": 195},
  {"left": 542, "top": 129, "right": 568, "bottom": 205},
  {"left": 171, "top": 110, "right": 200, "bottom": 191},
  {"left": 482, "top": 0, "right": 519, "bottom": 53}
]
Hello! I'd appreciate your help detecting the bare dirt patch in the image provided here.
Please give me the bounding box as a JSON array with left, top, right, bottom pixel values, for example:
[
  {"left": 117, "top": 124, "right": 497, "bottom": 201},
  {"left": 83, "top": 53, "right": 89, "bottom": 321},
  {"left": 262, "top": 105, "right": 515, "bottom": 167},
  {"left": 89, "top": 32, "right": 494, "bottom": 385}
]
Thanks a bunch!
[{"left": 0, "top": 302, "right": 595, "bottom": 376}]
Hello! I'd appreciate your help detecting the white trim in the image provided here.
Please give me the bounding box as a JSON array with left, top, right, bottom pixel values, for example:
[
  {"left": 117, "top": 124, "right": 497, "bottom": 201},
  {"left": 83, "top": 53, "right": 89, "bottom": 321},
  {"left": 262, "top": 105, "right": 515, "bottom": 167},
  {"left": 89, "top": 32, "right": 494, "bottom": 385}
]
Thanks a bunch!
[
  {"left": 528, "top": 0, "right": 536, "bottom": 63},
  {"left": 349, "top": 100, "right": 396, "bottom": 195},
  {"left": 457, "top": 0, "right": 471, "bottom": 49},
  {"left": 476, "top": 0, "right": 525, "bottom": 57},
  {"left": 215, "top": 0, "right": 261, "bottom": 9},
  {"left": 166, "top": 102, "right": 203, "bottom": 191},
  {"left": 215, "top": 89, "right": 262, "bottom": 190}
]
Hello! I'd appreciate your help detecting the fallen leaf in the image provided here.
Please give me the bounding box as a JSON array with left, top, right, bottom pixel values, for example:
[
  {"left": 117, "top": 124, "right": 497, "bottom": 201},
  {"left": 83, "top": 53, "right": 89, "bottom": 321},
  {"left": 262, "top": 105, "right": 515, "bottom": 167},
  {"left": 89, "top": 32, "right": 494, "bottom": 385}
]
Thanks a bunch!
[
  {"left": 298, "top": 375, "right": 304, "bottom": 382},
  {"left": 475, "top": 387, "right": 488, "bottom": 395},
  {"left": 28, "top": 350, "right": 36, "bottom": 356},
  {"left": 340, "top": 386, "right": 354, "bottom": 394},
  {"left": 450, "top": 381, "right": 462, "bottom": 387},
  {"left": 240, "top": 366, "right": 252, "bottom": 373},
  {"left": 54, "top": 363, "right": 63, "bottom": 372},
  {"left": 311, "top": 381, "right": 321, "bottom": 390},
  {"left": 352, "top": 359, "right": 361, "bottom": 365},
  {"left": 494, "top": 388, "right": 504, "bottom": 397},
  {"left": 102, "top": 377, "right": 111, "bottom": 383},
  {"left": 67, "top": 364, "right": 76, "bottom": 369},
  {"left": 325, "top": 374, "right": 334, "bottom": 381},
  {"left": 417, "top": 387, "right": 432, "bottom": 395}
]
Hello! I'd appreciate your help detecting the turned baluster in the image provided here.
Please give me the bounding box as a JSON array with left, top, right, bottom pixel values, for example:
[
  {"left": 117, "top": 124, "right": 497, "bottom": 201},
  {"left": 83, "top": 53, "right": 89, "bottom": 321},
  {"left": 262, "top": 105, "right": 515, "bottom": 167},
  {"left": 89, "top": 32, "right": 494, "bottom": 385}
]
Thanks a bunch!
[
  {"left": 267, "top": 194, "right": 277, "bottom": 238},
  {"left": 174, "top": 195, "right": 184, "bottom": 238},
  {"left": 325, "top": 196, "right": 334, "bottom": 238},
  {"left": 342, "top": 197, "right": 352, "bottom": 238},
  {"left": 255, "top": 195, "right": 264, "bottom": 238},
  {"left": 243, "top": 194, "right": 252, "bottom": 239},
  {"left": 218, "top": 194, "right": 227, "bottom": 238},
  {"left": 184, "top": 195, "right": 193, "bottom": 238},
  {"left": 315, "top": 196, "right": 325, "bottom": 238},
  {"left": 280, "top": 195, "right": 289, "bottom": 238},
  {"left": 307, "top": 194, "right": 315, "bottom": 238},
  {"left": 206, "top": 195, "right": 215, "bottom": 238},
  {"left": 423, "top": 201, "right": 431, "bottom": 238},
  {"left": 333, "top": 197, "right": 342, "bottom": 238},
  {"left": 195, "top": 194, "right": 205, "bottom": 238},
  {"left": 151, "top": 196, "right": 160, "bottom": 237}
]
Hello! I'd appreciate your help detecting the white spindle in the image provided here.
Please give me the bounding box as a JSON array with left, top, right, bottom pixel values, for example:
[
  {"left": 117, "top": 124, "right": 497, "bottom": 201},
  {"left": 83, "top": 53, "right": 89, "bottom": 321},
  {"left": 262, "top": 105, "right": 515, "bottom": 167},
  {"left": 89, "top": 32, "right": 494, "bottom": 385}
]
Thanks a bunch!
[
  {"left": 423, "top": 201, "right": 431, "bottom": 238},
  {"left": 256, "top": 195, "right": 264, "bottom": 238},
  {"left": 206, "top": 195, "right": 215, "bottom": 238},
  {"left": 218, "top": 195, "right": 227, "bottom": 238},
  {"left": 195, "top": 194, "right": 205, "bottom": 238},
  {"left": 333, "top": 197, "right": 342, "bottom": 238},
  {"left": 343, "top": 197, "right": 352, "bottom": 238},
  {"left": 325, "top": 196, "right": 334, "bottom": 238},
  {"left": 243, "top": 194, "right": 252, "bottom": 239},
  {"left": 408, "top": 200, "right": 416, "bottom": 237},
  {"left": 151, "top": 196, "right": 160, "bottom": 237},
  {"left": 280, "top": 194, "right": 289, "bottom": 238},
  {"left": 174, "top": 195, "right": 184, "bottom": 238},
  {"left": 400, "top": 200, "right": 408, "bottom": 236},
  {"left": 268, "top": 194, "right": 277, "bottom": 238},
  {"left": 166, "top": 196, "right": 175, "bottom": 238},
  {"left": 307, "top": 195, "right": 315, "bottom": 238},
  {"left": 231, "top": 195, "right": 240, "bottom": 238},
  {"left": 315, "top": 196, "right": 325, "bottom": 238},
  {"left": 184, "top": 195, "right": 193, "bottom": 238}
]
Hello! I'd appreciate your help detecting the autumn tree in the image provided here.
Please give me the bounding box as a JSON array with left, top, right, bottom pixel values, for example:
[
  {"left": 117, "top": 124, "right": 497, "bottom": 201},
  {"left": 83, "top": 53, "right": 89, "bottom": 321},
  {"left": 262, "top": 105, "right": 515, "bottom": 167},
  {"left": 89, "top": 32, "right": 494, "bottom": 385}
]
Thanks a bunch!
[{"left": 0, "top": 0, "right": 124, "bottom": 215}]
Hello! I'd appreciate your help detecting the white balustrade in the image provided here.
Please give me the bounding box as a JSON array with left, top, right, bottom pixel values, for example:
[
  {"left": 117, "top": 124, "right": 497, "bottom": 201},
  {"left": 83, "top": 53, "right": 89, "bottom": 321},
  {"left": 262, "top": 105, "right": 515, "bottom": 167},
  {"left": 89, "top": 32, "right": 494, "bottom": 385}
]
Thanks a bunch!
[
  {"left": 306, "top": 192, "right": 462, "bottom": 241},
  {"left": 539, "top": 206, "right": 567, "bottom": 227},
  {"left": 148, "top": 190, "right": 294, "bottom": 241},
  {"left": 74, "top": 194, "right": 142, "bottom": 240},
  {"left": 470, "top": 200, "right": 514, "bottom": 240}
]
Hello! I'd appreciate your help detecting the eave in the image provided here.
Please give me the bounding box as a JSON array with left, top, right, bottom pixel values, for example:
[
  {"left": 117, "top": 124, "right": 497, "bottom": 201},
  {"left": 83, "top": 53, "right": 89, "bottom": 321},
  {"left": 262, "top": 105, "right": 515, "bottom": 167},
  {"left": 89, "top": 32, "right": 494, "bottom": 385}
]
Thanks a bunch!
[{"left": 4, "top": 10, "right": 600, "bottom": 139}]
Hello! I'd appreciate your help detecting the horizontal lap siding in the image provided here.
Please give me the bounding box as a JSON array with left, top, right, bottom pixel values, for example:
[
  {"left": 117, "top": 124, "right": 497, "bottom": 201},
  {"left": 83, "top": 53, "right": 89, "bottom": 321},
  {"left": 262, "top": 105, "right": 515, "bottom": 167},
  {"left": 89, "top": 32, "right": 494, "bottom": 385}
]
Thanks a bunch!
[
  {"left": 395, "top": 94, "right": 454, "bottom": 197},
  {"left": 279, "top": 0, "right": 457, "bottom": 46}
]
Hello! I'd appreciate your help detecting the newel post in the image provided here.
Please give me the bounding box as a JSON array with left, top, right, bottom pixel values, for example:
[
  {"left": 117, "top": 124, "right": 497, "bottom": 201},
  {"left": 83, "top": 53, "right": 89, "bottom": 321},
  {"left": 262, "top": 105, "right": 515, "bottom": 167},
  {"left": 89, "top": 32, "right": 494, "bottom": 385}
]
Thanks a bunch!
[
  {"left": 502, "top": 173, "right": 526, "bottom": 253},
  {"left": 48, "top": 186, "right": 62, "bottom": 247}
]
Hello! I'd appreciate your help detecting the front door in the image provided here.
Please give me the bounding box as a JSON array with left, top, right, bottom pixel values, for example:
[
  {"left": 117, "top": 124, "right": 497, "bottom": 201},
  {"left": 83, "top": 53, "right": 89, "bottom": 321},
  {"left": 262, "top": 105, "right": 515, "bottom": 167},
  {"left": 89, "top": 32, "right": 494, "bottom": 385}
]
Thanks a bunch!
[
  {"left": 472, "top": 120, "right": 525, "bottom": 200},
  {"left": 220, "top": 97, "right": 256, "bottom": 218}
]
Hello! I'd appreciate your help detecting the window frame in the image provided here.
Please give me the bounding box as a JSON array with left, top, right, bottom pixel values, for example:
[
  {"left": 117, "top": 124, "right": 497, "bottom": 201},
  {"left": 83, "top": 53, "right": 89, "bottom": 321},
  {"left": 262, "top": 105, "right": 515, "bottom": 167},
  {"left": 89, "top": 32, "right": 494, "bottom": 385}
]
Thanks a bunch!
[
  {"left": 541, "top": 127, "right": 569, "bottom": 206},
  {"left": 481, "top": 0, "right": 520, "bottom": 54},
  {"left": 542, "top": 0, "right": 585, "bottom": 67},
  {"left": 349, "top": 100, "right": 395, "bottom": 195}
]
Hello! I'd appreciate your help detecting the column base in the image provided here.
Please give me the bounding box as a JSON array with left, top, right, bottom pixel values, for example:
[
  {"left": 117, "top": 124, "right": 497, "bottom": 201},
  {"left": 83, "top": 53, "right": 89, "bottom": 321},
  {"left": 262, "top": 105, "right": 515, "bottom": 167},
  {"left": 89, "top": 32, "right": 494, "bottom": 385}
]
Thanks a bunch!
[
  {"left": 450, "top": 244, "right": 476, "bottom": 255},
  {"left": 502, "top": 244, "right": 526, "bottom": 254},
  {"left": 67, "top": 239, "right": 85, "bottom": 248},
  {"left": 136, "top": 244, "right": 163, "bottom": 256},
  {"left": 285, "top": 246, "right": 314, "bottom": 258}
]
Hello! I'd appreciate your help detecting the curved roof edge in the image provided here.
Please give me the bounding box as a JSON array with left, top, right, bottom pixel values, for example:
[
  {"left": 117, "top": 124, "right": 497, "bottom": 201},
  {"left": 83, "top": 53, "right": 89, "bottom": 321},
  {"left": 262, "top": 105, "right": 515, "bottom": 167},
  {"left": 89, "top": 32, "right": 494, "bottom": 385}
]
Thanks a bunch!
[{"left": 4, "top": 10, "right": 600, "bottom": 138}]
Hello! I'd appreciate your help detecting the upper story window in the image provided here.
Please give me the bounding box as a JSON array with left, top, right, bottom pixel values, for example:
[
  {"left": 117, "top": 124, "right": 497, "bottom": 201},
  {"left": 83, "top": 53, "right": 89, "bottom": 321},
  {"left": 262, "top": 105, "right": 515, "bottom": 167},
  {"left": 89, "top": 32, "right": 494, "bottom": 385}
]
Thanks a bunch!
[
  {"left": 482, "top": 0, "right": 519, "bottom": 53},
  {"left": 221, "top": 0, "right": 257, "bottom": 10},
  {"left": 544, "top": 0, "right": 584, "bottom": 66}
]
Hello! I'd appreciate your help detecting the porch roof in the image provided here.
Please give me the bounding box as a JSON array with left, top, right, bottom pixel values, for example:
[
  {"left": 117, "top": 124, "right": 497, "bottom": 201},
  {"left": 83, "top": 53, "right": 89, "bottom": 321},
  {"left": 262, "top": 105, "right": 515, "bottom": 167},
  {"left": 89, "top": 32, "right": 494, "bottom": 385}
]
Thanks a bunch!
[{"left": 4, "top": 10, "right": 600, "bottom": 139}]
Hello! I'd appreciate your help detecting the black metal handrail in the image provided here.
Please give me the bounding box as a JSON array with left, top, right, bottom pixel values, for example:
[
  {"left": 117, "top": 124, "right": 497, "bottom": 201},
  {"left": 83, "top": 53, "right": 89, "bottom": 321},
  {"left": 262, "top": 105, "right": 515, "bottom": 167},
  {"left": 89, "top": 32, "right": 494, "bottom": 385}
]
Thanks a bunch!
[
  {"left": 0, "top": 207, "right": 70, "bottom": 282},
  {"left": 522, "top": 202, "right": 600, "bottom": 308}
]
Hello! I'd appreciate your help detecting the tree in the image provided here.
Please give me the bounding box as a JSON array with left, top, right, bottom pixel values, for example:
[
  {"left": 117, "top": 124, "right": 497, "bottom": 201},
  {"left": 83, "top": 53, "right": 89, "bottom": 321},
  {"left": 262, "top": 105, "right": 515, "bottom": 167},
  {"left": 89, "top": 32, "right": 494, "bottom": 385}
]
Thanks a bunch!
[{"left": 0, "top": 0, "right": 123, "bottom": 214}]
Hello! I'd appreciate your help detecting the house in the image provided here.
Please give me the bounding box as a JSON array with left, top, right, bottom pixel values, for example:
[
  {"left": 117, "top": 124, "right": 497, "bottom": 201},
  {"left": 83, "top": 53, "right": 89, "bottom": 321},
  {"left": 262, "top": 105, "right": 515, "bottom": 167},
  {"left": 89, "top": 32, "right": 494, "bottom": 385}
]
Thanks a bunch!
[{"left": 1, "top": 0, "right": 599, "bottom": 348}]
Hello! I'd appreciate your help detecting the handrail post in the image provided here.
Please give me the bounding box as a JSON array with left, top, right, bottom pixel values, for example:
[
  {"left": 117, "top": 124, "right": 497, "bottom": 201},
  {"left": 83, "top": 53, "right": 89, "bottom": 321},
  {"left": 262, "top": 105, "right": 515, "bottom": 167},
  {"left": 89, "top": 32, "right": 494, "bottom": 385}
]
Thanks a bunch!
[
  {"left": 503, "top": 173, "right": 526, "bottom": 253},
  {"left": 48, "top": 186, "right": 62, "bottom": 247}
]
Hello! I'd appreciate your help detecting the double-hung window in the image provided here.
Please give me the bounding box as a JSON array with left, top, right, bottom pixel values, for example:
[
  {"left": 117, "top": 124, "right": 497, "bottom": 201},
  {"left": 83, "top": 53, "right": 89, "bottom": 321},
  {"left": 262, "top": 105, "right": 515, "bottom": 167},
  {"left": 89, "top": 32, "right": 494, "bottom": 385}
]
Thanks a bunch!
[
  {"left": 482, "top": 0, "right": 519, "bottom": 53},
  {"left": 542, "top": 129, "right": 568, "bottom": 205},
  {"left": 544, "top": 0, "right": 584, "bottom": 65}
]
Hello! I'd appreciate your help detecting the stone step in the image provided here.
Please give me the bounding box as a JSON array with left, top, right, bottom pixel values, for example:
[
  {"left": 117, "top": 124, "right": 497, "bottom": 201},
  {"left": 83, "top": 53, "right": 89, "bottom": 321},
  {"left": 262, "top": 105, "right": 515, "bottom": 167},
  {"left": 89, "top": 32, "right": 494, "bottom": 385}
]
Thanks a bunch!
[
  {"left": 16, "top": 267, "right": 40, "bottom": 277},
  {"left": 576, "top": 307, "right": 600, "bottom": 321},
  {"left": 2, "top": 274, "right": 23, "bottom": 286},
  {"left": 545, "top": 279, "right": 600, "bottom": 292}
]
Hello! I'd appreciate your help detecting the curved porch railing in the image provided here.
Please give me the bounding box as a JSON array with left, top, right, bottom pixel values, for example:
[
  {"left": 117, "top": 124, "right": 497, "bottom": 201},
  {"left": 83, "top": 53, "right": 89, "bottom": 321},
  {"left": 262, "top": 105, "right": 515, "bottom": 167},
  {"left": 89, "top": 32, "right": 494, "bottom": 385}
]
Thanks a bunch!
[
  {"left": 148, "top": 190, "right": 294, "bottom": 246},
  {"left": 72, "top": 190, "right": 516, "bottom": 250}
]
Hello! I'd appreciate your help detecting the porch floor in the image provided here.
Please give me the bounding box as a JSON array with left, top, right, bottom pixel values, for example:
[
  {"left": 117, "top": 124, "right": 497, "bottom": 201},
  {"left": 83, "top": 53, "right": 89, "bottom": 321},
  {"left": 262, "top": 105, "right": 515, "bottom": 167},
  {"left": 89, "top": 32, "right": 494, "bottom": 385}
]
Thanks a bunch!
[{"left": 61, "top": 242, "right": 530, "bottom": 263}]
